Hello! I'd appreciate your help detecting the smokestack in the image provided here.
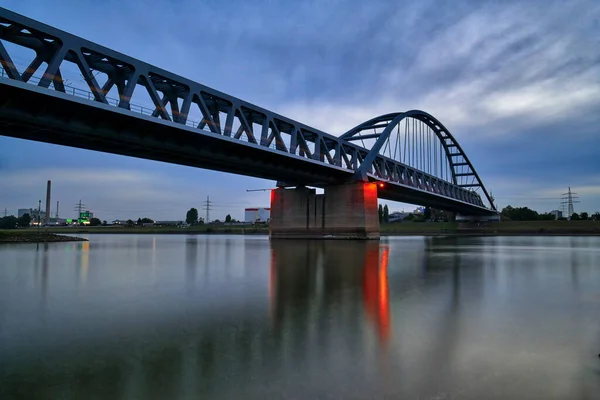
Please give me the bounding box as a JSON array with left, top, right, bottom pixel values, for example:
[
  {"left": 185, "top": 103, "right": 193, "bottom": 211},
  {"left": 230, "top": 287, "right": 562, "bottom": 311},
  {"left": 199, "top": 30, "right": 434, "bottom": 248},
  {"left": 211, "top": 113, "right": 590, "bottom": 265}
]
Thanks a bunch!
[
  {"left": 56, "top": 201, "right": 59, "bottom": 218},
  {"left": 45, "top": 180, "right": 51, "bottom": 221}
]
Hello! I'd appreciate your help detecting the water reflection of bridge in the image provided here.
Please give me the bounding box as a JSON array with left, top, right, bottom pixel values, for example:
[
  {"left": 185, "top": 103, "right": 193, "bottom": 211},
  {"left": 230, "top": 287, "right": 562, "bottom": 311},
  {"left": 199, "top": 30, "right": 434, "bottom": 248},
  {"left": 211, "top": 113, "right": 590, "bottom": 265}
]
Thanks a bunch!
[
  {"left": 1, "top": 239, "right": 393, "bottom": 399},
  {"left": 269, "top": 240, "right": 391, "bottom": 344}
]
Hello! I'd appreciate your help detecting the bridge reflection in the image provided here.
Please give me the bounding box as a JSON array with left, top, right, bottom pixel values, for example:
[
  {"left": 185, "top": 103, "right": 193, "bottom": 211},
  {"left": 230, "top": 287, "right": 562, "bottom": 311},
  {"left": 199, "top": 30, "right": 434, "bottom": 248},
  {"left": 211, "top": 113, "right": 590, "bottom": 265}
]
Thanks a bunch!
[
  {"left": 269, "top": 240, "right": 391, "bottom": 345},
  {"left": 2, "top": 239, "right": 394, "bottom": 399}
]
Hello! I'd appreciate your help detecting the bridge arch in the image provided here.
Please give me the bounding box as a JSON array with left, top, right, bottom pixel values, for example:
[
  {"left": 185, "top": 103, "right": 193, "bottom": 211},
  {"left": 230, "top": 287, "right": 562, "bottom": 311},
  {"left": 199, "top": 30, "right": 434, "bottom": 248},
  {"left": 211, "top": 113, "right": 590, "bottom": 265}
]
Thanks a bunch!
[{"left": 341, "top": 110, "right": 496, "bottom": 210}]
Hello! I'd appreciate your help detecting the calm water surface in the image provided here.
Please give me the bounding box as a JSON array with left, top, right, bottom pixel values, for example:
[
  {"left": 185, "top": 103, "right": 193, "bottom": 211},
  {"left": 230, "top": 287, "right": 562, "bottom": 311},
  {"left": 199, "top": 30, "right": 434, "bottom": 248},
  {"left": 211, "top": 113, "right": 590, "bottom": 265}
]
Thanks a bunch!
[{"left": 0, "top": 235, "right": 599, "bottom": 399}]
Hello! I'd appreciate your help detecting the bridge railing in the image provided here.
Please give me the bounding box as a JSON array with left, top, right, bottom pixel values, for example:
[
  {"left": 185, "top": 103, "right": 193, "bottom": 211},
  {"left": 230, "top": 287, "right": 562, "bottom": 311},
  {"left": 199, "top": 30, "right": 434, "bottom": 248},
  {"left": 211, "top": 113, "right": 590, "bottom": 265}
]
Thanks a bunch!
[{"left": 0, "top": 66, "right": 284, "bottom": 151}]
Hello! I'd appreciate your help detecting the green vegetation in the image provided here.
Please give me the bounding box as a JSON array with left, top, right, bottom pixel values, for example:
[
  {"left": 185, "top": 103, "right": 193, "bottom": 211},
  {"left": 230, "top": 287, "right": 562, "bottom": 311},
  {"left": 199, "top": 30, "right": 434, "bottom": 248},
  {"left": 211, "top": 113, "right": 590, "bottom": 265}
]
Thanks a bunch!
[
  {"left": 186, "top": 208, "right": 199, "bottom": 225},
  {"left": 18, "top": 213, "right": 31, "bottom": 227},
  {"left": 0, "top": 215, "right": 18, "bottom": 229},
  {"left": 89, "top": 217, "right": 102, "bottom": 226}
]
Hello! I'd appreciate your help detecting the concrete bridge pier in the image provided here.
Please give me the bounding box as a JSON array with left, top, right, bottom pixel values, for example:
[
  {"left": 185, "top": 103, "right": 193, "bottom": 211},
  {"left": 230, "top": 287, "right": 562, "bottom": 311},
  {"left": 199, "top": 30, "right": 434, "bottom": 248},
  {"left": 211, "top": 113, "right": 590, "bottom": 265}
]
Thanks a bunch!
[{"left": 269, "top": 182, "right": 380, "bottom": 239}]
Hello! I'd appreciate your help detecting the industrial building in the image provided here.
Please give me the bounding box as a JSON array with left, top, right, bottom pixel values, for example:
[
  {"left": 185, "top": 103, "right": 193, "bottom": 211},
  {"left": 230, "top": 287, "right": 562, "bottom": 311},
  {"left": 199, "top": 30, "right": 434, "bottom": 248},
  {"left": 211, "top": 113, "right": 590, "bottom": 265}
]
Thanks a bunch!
[
  {"left": 245, "top": 207, "right": 270, "bottom": 223},
  {"left": 17, "top": 208, "right": 45, "bottom": 219},
  {"left": 550, "top": 210, "right": 563, "bottom": 220}
]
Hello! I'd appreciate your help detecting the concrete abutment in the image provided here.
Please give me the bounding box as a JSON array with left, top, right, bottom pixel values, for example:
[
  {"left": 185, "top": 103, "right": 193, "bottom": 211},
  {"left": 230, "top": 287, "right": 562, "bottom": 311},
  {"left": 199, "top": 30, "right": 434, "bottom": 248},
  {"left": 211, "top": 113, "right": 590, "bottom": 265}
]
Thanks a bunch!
[{"left": 269, "top": 182, "right": 380, "bottom": 239}]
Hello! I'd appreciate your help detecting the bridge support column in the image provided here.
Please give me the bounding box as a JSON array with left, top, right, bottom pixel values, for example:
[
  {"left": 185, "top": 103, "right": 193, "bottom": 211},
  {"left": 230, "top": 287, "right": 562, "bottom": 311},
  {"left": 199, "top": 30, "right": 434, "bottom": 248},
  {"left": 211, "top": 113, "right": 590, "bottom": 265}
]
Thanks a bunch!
[{"left": 269, "top": 182, "right": 379, "bottom": 239}]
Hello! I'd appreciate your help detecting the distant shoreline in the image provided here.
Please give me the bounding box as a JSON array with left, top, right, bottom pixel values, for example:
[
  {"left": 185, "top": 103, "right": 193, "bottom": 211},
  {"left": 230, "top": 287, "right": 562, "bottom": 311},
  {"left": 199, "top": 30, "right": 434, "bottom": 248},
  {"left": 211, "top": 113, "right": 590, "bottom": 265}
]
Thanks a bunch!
[{"left": 1, "top": 220, "right": 599, "bottom": 242}]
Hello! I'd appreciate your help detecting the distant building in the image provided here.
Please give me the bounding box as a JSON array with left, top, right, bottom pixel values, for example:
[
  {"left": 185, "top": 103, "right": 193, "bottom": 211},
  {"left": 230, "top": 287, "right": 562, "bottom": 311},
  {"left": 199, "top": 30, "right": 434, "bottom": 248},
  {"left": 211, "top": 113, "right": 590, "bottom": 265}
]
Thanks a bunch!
[
  {"left": 78, "top": 211, "right": 94, "bottom": 224},
  {"left": 550, "top": 210, "right": 563, "bottom": 220},
  {"left": 388, "top": 212, "right": 409, "bottom": 222},
  {"left": 245, "top": 207, "right": 271, "bottom": 223},
  {"left": 18, "top": 208, "right": 45, "bottom": 220}
]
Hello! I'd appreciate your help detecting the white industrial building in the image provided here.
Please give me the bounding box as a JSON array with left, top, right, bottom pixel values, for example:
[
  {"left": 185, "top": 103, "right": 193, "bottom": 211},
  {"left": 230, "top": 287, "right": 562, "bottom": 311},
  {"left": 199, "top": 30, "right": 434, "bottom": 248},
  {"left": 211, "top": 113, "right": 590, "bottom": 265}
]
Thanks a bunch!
[{"left": 245, "top": 207, "right": 270, "bottom": 223}]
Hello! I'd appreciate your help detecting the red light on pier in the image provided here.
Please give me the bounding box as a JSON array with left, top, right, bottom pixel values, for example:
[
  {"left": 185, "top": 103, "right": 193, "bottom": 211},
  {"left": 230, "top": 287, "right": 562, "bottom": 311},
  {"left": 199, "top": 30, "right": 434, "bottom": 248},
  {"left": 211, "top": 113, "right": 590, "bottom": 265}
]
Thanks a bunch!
[{"left": 379, "top": 183, "right": 384, "bottom": 188}]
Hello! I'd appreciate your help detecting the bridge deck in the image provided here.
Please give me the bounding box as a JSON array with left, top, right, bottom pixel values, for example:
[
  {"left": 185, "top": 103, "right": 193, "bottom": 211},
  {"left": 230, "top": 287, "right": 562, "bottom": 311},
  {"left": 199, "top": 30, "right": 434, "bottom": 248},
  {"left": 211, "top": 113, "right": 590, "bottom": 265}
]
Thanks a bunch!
[{"left": 0, "top": 78, "right": 495, "bottom": 215}]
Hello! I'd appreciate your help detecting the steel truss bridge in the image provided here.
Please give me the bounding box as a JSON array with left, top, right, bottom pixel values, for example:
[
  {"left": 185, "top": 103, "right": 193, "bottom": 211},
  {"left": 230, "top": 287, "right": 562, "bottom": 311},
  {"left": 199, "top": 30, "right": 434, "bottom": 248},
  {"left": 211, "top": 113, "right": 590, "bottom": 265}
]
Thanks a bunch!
[{"left": 0, "top": 7, "right": 496, "bottom": 215}]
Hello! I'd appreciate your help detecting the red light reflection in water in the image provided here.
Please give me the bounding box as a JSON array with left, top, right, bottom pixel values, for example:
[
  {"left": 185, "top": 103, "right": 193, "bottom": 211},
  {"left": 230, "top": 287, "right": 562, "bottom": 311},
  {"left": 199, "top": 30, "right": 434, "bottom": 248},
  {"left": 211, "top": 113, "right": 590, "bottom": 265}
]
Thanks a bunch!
[
  {"left": 362, "top": 246, "right": 391, "bottom": 344},
  {"left": 269, "top": 249, "right": 276, "bottom": 327}
]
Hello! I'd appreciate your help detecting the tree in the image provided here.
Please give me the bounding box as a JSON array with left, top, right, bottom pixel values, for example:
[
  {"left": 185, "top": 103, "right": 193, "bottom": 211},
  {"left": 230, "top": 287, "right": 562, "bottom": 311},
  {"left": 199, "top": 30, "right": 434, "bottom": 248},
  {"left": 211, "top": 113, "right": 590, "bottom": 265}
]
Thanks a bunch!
[
  {"left": 570, "top": 213, "right": 580, "bottom": 220},
  {"left": 0, "top": 215, "right": 18, "bottom": 229},
  {"left": 538, "top": 212, "right": 555, "bottom": 221},
  {"left": 383, "top": 205, "right": 389, "bottom": 223},
  {"left": 378, "top": 204, "right": 383, "bottom": 223},
  {"left": 186, "top": 208, "right": 199, "bottom": 225},
  {"left": 137, "top": 217, "right": 153, "bottom": 225},
  {"left": 501, "top": 205, "right": 539, "bottom": 221},
  {"left": 580, "top": 212, "right": 589, "bottom": 220},
  {"left": 126, "top": 219, "right": 134, "bottom": 227},
  {"left": 424, "top": 207, "right": 432, "bottom": 221},
  {"left": 593, "top": 212, "right": 600, "bottom": 221},
  {"left": 225, "top": 214, "right": 232, "bottom": 223},
  {"left": 17, "top": 213, "right": 31, "bottom": 227},
  {"left": 90, "top": 217, "right": 102, "bottom": 226},
  {"left": 102, "top": 220, "right": 107, "bottom": 226}
]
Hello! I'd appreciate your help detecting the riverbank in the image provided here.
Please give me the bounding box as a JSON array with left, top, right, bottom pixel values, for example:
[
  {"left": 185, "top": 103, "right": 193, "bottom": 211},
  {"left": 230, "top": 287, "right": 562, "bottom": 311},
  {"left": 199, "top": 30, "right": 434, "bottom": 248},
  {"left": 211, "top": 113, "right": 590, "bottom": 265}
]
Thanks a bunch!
[
  {"left": 31, "top": 225, "right": 270, "bottom": 235},
  {"left": 0, "top": 231, "right": 88, "bottom": 243},
  {"left": 2, "top": 220, "right": 598, "bottom": 240},
  {"left": 381, "top": 220, "right": 600, "bottom": 236}
]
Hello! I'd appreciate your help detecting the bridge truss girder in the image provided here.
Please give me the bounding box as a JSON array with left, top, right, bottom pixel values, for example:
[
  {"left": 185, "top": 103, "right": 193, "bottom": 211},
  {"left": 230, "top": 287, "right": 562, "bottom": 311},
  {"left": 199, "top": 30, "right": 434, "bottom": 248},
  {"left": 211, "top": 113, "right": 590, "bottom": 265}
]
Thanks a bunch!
[{"left": 0, "top": 7, "right": 495, "bottom": 214}]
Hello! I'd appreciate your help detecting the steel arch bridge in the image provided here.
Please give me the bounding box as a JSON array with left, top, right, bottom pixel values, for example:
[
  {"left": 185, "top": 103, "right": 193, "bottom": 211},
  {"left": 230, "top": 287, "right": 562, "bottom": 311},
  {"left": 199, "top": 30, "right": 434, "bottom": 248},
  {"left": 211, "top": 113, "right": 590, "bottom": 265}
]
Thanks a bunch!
[{"left": 0, "top": 7, "right": 496, "bottom": 216}]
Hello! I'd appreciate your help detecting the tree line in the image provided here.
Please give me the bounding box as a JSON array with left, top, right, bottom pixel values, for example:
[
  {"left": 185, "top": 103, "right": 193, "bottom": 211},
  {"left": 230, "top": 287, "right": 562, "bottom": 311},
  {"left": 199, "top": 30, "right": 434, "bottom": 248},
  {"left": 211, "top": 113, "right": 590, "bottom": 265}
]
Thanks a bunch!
[
  {"left": 185, "top": 208, "right": 236, "bottom": 225},
  {"left": 501, "top": 205, "right": 600, "bottom": 221},
  {"left": 0, "top": 213, "right": 32, "bottom": 229}
]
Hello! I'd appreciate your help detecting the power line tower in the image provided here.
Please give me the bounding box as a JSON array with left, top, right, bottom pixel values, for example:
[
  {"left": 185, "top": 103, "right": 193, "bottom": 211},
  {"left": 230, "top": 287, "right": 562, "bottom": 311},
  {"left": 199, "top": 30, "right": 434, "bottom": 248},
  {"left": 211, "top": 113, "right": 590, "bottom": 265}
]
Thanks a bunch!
[
  {"left": 203, "top": 196, "right": 212, "bottom": 224},
  {"left": 560, "top": 187, "right": 579, "bottom": 219},
  {"left": 74, "top": 200, "right": 86, "bottom": 222},
  {"left": 3, "top": 207, "right": 7, "bottom": 217}
]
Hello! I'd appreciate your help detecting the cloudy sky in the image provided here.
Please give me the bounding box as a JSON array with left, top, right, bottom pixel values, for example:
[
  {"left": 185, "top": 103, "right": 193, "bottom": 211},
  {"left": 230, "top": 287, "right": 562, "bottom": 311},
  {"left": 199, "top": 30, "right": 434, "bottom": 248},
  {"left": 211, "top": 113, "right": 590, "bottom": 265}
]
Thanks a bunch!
[{"left": 1, "top": 0, "right": 599, "bottom": 221}]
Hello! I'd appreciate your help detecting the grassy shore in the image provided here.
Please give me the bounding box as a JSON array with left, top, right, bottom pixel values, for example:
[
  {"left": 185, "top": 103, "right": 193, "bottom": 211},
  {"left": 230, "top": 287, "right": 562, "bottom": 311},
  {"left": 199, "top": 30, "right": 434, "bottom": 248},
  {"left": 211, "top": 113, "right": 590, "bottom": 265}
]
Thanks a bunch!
[{"left": 10, "top": 225, "right": 270, "bottom": 236}]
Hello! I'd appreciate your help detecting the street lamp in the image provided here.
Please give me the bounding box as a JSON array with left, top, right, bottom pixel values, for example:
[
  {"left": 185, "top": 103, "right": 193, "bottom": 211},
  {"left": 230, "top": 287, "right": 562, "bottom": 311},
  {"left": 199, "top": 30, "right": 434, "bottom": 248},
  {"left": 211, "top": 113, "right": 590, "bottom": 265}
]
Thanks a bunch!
[{"left": 37, "top": 199, "right": 41, "bottom": 235}]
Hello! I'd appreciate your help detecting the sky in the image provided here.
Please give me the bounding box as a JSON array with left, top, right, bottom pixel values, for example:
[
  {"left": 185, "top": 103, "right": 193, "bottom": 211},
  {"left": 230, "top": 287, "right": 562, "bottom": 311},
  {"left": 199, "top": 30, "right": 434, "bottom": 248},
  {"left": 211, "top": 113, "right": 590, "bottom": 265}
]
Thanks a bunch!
[{"left": 1, "top": 0, "right": 599, "bottom": 221}]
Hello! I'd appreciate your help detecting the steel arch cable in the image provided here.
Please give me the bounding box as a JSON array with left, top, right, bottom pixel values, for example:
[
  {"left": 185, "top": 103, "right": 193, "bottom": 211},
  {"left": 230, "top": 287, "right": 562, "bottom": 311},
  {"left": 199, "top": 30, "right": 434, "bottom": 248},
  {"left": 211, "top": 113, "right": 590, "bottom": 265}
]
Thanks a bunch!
[{"left": 403, "top": 118, "right": 407, "bottom": 165}]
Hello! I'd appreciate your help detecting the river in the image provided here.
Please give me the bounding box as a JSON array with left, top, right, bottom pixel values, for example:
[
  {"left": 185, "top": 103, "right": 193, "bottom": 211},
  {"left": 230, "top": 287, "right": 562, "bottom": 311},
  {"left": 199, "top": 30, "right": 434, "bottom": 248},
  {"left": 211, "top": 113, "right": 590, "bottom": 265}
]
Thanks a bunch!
[{"left": 0, "top": 235, "right": 599, "bottom": 399}]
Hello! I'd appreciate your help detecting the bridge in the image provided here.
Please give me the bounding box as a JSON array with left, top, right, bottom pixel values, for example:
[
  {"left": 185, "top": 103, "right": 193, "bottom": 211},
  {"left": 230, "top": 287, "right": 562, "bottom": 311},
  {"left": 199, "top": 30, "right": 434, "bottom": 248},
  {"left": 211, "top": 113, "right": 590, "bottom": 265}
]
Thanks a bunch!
[{"left": 0, "top": 7, "right": 498, "bottom": 239}]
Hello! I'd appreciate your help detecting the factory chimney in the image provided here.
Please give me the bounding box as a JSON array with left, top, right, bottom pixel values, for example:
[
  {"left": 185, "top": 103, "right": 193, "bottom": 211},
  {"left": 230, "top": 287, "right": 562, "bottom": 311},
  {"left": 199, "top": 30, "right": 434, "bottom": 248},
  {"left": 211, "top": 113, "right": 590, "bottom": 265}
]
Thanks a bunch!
[{"left": 45, "top": 180, "right": 51, "bottom": 222}]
